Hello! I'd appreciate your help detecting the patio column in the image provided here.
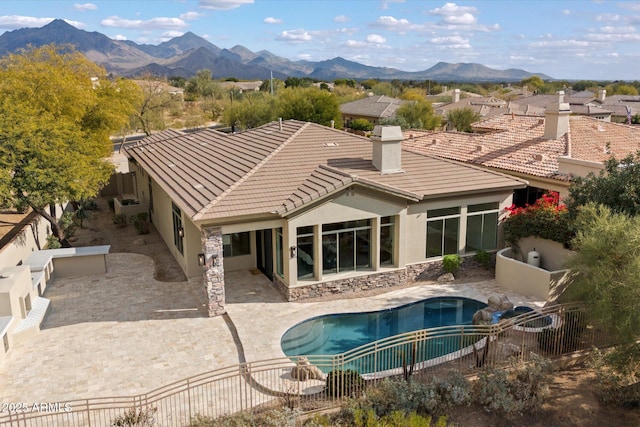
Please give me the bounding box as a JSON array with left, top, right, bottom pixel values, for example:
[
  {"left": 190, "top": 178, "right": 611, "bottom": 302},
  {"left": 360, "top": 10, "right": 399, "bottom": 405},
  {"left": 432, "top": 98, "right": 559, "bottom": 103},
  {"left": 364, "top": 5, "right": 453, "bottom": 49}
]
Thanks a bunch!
[{"left": 202, "top": 226, "right": 226, "bottom": 317}]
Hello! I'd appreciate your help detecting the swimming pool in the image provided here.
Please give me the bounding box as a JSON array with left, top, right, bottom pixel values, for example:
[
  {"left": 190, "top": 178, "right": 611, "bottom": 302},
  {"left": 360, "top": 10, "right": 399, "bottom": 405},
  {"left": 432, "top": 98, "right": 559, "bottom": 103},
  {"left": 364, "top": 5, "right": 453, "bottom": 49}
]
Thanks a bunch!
[{"left": 281, "top": 296, "right": 487, "bottom": 373}]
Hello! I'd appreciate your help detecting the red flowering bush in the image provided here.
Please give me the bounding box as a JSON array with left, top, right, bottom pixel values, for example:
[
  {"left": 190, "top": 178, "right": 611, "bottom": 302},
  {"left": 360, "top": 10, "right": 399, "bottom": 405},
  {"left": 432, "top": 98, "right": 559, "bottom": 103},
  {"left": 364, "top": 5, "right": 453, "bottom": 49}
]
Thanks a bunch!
[{"left": 503, "top": 192, "right": 573, "bottom": 247}]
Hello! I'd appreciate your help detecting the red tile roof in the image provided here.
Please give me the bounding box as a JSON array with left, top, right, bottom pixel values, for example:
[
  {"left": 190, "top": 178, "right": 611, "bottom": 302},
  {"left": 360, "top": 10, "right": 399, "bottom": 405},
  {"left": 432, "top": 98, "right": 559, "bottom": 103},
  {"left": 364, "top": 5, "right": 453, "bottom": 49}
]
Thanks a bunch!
[{"left": 403, "top": 114, "right": 640, "bottom": 182}]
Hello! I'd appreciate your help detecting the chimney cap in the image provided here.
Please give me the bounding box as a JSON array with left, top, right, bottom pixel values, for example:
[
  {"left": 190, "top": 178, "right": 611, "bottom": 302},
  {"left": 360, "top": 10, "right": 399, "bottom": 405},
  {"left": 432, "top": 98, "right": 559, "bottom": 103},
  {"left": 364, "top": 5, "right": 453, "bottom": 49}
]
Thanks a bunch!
[{"left": 372, "top": 125, "right": 404, "bottom": 141}]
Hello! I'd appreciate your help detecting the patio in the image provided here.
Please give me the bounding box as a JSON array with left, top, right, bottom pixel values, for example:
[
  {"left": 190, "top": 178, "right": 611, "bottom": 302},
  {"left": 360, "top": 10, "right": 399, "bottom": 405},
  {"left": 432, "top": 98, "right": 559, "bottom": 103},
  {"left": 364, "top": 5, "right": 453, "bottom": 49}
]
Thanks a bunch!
[{"left": 0, "top": 251, "right": 545, "bottom": 404}]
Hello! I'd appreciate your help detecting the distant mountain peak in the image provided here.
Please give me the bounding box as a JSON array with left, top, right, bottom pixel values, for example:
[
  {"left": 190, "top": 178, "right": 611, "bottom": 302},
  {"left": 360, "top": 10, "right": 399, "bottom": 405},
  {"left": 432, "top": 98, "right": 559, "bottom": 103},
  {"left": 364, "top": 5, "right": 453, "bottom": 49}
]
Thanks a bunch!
[{"left": 0, "top": 21, "right": 553, "bottom": 81}]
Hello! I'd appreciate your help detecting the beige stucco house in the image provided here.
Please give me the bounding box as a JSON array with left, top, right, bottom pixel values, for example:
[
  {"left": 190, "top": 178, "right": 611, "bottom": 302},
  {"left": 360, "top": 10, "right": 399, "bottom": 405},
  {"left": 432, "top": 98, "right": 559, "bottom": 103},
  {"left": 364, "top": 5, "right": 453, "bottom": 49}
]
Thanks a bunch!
[
  {"left": 124, "top": 120, "right": 526, "bottom": 316},
  {"left": 404, "top": 92, "right": 640, "bottom": 205},
  {"left": 340, "top": 95, "right": 406, "bottom": 129}
]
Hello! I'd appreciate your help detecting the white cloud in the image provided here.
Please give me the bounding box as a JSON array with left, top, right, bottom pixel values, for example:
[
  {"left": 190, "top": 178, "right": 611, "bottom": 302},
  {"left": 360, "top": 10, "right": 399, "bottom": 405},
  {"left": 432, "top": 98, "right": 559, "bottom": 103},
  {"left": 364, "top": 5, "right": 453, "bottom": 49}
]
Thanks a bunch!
[
  {"left": 199, "top": 0, "right": 253, "bottom": 10},
  {"left": 366, "top": 33, "right": 386, "bottom": 44},
  {"left": 430, "top": 3, "right": 478, "bottom": 18},
  {"left": 0, "top": 16, "right": 84, "bottom": 29},
  {"left": 443, "top": 12, "right": 476, "bottom": 25},
  {"left": 428, "top": 2, "right": 498, "bottom": 31},
  {"left": 113, "top": 34, "right": 127, "bottom": 40},
  {"left": 264, "top": 17, "right": 283, "bottom": 24},
  {"left": 101, "top": 16, "right": 188, "bottom": 30},
  {"left": 599, "top": 25, "right": 637, "bottom": 34},
  {"left": 430, "top": 35, "right": 471, "bottom": 49},
  {"left": 276, "top": 29, "right": 312, "bottom": 42},
  {"left": 73, "top": 3, "right": 97, "bottom": 12},
  {"left": 562, "top": 9, "right": 571, "bottom": 16},
  {"left": 381, "top": 0, "right": 405, "bottom": 10},
  {"left": 162, "top": 30, "right": 184, "bottom": 38},
  {"left": 180, "top": 11, "right": 202, "bottom": 20},
  {"left": 334, "top": 15, "right": 350, "bottom": 23},
  {"left": 298, "top": 53, "right": 312, "bottom": 60}
]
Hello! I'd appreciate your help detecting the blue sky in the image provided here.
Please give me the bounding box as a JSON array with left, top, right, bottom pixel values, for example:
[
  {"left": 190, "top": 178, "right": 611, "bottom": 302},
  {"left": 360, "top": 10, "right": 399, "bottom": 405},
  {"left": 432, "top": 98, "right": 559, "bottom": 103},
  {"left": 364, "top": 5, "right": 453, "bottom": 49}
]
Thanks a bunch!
[{"left": 1, "top": 1, "right": 639, "bottom": 80}]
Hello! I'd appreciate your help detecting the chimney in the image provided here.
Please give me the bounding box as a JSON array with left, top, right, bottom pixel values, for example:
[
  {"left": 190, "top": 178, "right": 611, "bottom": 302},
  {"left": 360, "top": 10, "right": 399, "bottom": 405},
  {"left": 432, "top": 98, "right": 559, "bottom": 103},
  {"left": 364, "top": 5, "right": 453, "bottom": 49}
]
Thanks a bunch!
[
  {"left": 371, "top": 125, "right": 404, "bottom": 174},
  {"left": 543, "top": 91, "right": 571, "bottom": 140},
  {"left": 453, "top": 88, "right": 460, "bottom": 103},
  {"left": 598, "top": 89, "right": 606, "bottom": 102}
]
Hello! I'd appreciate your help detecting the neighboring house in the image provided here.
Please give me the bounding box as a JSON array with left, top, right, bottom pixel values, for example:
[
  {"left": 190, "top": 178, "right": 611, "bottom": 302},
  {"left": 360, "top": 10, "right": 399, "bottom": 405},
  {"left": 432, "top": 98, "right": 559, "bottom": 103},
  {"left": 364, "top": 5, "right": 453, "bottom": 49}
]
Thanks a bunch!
[
  {"left": 403, "top": 92, "right": 640, "bottom": 205},
  {"left": 219, "top": 81, "right": 263, "bottom": 93},
  {"left": 509, "top": 91, "right": 613, "bottom": 121},
  {"left": 591, "top": 90, "right": 640, "bottom": 124},
  {"left": 436, "top": 89, "right": 515, "bottom": 129},
  {"left": 340, "top": 95, "right": 406, "bottom": 128},
  {"left": 124, "top": 120, "right": 526, "bottom": 316}
]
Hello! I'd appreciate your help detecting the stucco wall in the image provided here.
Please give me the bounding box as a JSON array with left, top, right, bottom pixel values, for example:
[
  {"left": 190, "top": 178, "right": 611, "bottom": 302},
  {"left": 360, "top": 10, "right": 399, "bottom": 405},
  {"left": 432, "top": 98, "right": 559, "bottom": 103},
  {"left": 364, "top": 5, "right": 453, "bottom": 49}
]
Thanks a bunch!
[
  {"left": 514, "top": 236, "right": 573, "bottom": 271},
  {"left": 495, "top": 246, "right": 573, "bottom": 301}
]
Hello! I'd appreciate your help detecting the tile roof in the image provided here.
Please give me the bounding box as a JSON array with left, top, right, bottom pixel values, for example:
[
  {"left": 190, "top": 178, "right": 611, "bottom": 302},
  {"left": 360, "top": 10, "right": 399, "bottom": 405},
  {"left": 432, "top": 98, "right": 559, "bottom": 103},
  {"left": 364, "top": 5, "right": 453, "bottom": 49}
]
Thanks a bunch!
[
  {"left": 403, "top": 114, "right": 640, "bottom": 182},
  {"left": 125, "top": 120, "right": 526, "bottom": 222},
  {"left": 340, "top": 95, "right": 406, "bottom": 119}
]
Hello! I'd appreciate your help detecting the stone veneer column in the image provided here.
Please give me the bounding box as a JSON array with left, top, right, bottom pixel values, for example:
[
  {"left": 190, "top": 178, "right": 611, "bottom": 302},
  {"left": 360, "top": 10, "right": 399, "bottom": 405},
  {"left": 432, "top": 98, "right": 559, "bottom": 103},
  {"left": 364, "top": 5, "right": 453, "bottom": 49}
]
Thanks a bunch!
[{"left": 202, "top": 226, "right": 226, "bottom": 317}]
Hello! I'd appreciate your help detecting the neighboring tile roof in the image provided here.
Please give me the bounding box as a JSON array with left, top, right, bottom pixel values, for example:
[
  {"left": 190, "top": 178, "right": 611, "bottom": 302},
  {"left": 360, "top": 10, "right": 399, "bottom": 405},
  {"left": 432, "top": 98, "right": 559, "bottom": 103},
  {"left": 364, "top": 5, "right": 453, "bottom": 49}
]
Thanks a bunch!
[
  {"left": 340, "top": 95, "right": 406, "bottom": 119},
  {"left": 403, "top": 114, "right": 640, "bottom": 182},
  {"left": 126, "top": 120, "right": 526, "bottom": 222}
]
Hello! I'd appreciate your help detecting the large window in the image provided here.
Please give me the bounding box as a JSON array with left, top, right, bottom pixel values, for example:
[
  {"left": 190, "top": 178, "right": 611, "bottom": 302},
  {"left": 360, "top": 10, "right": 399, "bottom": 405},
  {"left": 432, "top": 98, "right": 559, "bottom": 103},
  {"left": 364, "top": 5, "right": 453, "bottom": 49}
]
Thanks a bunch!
[
  {"left": 465, "top": 203, "right": 499, "bottom": 252},
  {"left": 172, "top": 202, "right": 183, "bottom": 255},
  {"left": 380, "top": 216, "right": 395, "bottom": 266},
  {"left": 297, "top": 226, "right": 314, "bottom": 279},
  {"left": 223, "top": 232, "right": 251, "bottom": 257},
  {"left": 426, "top": 207, "right": 460, "bottom": 258},
  {"left": 322, "top": 220, "right": 371, "bottom": 274}
]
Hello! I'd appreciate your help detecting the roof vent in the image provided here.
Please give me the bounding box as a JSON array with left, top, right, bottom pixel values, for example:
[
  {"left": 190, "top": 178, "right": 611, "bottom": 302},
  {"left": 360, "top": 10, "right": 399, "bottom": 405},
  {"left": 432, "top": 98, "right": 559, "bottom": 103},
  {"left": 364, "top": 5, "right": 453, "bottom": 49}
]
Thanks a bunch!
[
  {"left": 323, "top": 142, "right": 339, "bottom": 147},
  {"left": 475, "top": 145, "right": 484, "bottom": 152},
  {"left": 431, "top": 138, "right": 439, "bottom": 145},
  {"left": 533, "top": 153, "right": 546, "bottom": 162},
  {"left": 193, "top": 183, "right": 204, "bottom": 190}
]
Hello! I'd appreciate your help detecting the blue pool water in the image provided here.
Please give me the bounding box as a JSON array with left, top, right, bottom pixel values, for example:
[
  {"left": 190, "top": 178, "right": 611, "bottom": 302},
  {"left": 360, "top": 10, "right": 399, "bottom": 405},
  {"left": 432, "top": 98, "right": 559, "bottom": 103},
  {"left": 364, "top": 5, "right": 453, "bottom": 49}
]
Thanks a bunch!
[{"left": 281, "top": 296, "right": 487, "bottom": 373}]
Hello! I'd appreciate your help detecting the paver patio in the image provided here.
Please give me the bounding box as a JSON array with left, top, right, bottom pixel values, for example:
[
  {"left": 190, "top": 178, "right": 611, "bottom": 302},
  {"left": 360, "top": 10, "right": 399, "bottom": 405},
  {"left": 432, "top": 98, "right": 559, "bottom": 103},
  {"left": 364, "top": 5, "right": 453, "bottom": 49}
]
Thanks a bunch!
[{"left": 0, "top": 251, "right": 545, "bottom": 405}]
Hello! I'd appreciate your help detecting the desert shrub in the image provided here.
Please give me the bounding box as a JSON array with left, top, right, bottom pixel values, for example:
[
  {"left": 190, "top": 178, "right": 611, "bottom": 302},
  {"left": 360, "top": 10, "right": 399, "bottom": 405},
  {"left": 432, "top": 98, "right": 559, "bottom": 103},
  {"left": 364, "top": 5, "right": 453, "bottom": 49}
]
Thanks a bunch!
[
  {"left": 325, "top": 369, "right": 366, "bottom": 398},
  {"left": 538, "top": 310, "right": 587, "bottom": 354},
  {"left": 590, "top": 348, "right": 640, "bottom": 407},
  {"left": 360, "top": 371, "right": 470, "bottom": 419},
  {"left": 111, "top": 406, "right": 157, "bottom": 426},
  {"left": 45, "top": 234, "right": 61, "bottom": 249},
  {"left": 442, "top": 254, "right": 461, "bottom": 275},
  {"left": 349, "top": 118, "right": 374, "bottom": 132},
  {"left": 190, "top": 407, "right": 299, "bottom": 427},
  {"left": 58, "top": 211, "right": 76, "bottom": 238},
  {"left": 473, "top": 354, "right": 552, "bottom": 415},
  {"left": 130, "top": 212, "right": 150, "bottom": 234},
  {"left": 473, "top": 249, "right": 492, "bottom": 269},
  {"left": 113, "top": 214, "right": 127, "bottom": 227},
  {"left": 350, "top": 408, "right": 445, "bottom": 427}
]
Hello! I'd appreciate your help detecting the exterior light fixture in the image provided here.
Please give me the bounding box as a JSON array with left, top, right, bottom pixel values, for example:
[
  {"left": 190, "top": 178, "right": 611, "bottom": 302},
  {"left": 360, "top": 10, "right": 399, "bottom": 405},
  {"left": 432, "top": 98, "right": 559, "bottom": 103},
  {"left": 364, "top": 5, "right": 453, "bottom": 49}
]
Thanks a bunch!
[
  {"left": 198, "top": 253, "right": 206, "bottom": 266},
  {"left": 178, "top": 227, "right": 185, "bottom": 238},
  {"left": 290, "top": 246, "right": 297, "bottom": 258}
]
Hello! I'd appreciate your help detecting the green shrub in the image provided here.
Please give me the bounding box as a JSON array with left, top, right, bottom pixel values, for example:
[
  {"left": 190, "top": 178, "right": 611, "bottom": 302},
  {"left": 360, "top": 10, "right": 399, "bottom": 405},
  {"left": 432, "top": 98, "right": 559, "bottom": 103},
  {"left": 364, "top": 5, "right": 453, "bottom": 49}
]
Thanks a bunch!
[
  {"left": 325, "top": 369, "right": 366, "bottom": 398},
  {"left": 58, "top": 211, "right": 76, "bottom": 238},
  {"left": 45, "top": 234, "right": 61, "bottom": 249},
  {"left": 349, "top": 118, "right": 374, "bottom": 132},
  {"left": 190, "top": 407, "right": 299, "bottom": 427},
  {"left": 473, "top": 249, "right": 492, "bottom": 269},
  {"left": 111, "top": 406, "right": 157, "bottom": 426},
  {"left": 473, "top": 355, "right": 552, "bottom": 415},
  {"left": 113, "top": 214, "right": 127, "bottom": 227},
  {"left": 130, "top": 212, "right": 150, "bottom": 234},
  {"left": 442, "top": 254, "right": 461, "bottom": 275}
]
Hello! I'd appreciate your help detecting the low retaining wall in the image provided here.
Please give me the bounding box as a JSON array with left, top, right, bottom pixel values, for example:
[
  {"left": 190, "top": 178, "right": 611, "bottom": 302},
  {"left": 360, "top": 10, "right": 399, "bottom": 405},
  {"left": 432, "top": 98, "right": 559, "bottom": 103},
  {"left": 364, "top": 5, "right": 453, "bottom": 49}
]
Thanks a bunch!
[{"left": 496, "top": 247, "right": 572, "bottom": 300}]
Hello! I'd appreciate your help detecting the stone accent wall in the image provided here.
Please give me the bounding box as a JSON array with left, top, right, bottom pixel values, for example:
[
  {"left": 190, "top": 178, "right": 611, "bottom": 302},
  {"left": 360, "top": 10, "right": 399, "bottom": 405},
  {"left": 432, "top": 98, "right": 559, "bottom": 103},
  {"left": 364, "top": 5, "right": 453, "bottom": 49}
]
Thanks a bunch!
[
  {"left": 279, "top": 269, "right": 407, "bottom": 301},
  {"left": 202, "top": 226, "right": 226, "bottom": 317}
]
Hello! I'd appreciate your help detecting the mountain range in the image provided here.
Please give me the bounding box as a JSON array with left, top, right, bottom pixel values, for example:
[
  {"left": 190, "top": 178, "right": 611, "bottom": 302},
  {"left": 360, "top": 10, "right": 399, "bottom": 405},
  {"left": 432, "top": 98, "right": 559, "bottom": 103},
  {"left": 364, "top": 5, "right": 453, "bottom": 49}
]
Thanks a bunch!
[{"left": 0, "top": 19, "right": 552, "bottom": 82}]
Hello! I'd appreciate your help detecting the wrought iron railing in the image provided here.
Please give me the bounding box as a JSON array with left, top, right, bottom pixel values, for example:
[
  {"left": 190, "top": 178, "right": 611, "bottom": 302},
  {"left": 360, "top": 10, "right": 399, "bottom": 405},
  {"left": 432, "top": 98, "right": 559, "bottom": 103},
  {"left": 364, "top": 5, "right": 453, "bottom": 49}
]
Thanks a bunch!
[{"left": 0, "top": 303, "right": 604, "bottom": 427}]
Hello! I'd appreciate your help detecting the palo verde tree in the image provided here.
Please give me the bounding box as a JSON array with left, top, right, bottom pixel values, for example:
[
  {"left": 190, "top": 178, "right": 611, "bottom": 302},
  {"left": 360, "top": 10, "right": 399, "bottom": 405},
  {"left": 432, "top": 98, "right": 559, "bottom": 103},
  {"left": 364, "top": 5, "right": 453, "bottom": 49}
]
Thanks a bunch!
[
  {"left": 446, "top": 107, "right": 482, "bottom": 132},
  {"left": 0, "top": 45, "right": 141, "bottom": 247}
]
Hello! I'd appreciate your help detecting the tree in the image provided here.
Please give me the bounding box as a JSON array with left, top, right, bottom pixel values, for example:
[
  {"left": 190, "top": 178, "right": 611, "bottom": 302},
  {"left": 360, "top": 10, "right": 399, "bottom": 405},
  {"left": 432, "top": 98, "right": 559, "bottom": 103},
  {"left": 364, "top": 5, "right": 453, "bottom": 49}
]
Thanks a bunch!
[
  {"left": 566, "top": 152, "right": 640, "bottom": 218},
  {"left": 521, "top": 76, "right": 545, "bottom": 92},
  {"left": 446, "top": 107, "right": 482, "bottom": 132},
  {"left": 276, "top": 87, "right": 341, "bottom": 127},
  {"left": 222, "top": 91, "right": 276, "bottom": 129},
  {"left": 0, "top": 45, "right": 141, "bottom": 246},
  {"left": 564, "top": 204, "right": 640, "bottom": 377},
  {"left": 132, "top": 76, "right": 177, "bottom": 135},
  {"left": 383, "top": 99, "right": 440, "bottom": 130}
]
